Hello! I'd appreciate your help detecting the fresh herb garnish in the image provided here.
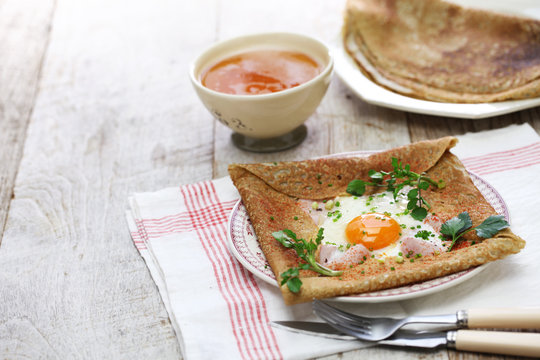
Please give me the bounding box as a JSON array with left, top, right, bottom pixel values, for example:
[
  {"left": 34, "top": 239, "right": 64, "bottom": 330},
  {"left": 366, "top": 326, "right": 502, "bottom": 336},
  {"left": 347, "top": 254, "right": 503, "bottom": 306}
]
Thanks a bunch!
[
  {"left": 272, "top": 228, "right": 342, "bottom": 293},
  {"left": 440, "top": 212, "right": 509, "bottom": 251},
  {"left": 346, "top": 157, "right": 445, "bottom": 221},
  {"left": 414, "top": 230, "right": 433, "bottom": 240},
  {"left": 327, "top": 209, "right": 342, "bottom": 222}
]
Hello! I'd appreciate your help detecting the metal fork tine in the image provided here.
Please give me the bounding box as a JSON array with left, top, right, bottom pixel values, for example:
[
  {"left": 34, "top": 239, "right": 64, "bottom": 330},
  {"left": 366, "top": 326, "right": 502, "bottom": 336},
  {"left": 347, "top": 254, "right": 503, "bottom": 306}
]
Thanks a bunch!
[
  {"left": 314, "top": 303, "right": 360, "bottom": 331},
  {"left": 313, "top": 302, "right": 362, "bottom": 326},
  {"left": 316, "top": 316, "right": 369, "bottom": 340},
  {"left": 313, "top": 300, "right": 372, "bottom": 335},
  {"left": 313, "top": 300, "right": 372, "bottom": 328},
  {"left": 313, "top": 300, "right": 372, "bottom": 324},
  {"left": 315, "top": 311, "right": 373, "bottom": 339},
  {"left": 320, "top": 312, "right": 372, "bottom": 335}
]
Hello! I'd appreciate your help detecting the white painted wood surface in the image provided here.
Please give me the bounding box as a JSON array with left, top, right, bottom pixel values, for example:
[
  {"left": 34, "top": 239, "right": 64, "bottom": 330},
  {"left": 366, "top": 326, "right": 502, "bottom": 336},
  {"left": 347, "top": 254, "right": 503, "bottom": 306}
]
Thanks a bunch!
[{"left": 0, "top": 0, "right": 538, "bottom": 359}]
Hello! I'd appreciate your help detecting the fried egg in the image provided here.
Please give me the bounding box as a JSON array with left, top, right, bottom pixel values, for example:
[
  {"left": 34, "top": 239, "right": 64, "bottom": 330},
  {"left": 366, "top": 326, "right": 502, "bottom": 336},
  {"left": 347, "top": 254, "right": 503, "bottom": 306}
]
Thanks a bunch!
[{"left": 308, "top": 188, "right": 446, "bottom": 270}]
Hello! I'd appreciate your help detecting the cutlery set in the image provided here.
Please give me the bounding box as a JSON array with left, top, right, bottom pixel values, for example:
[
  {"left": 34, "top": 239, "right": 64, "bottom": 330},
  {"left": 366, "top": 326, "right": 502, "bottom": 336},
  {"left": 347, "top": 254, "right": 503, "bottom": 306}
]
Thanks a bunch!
[{"left": 272, "top": 300, "right": 540, "bottom": 357}]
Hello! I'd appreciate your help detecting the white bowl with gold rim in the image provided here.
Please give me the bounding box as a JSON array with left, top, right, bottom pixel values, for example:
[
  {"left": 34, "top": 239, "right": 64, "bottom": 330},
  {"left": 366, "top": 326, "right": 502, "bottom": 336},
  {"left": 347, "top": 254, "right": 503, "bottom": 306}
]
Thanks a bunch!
[{"left": 189, "top": 32, "right": 333, "bottom": 152}]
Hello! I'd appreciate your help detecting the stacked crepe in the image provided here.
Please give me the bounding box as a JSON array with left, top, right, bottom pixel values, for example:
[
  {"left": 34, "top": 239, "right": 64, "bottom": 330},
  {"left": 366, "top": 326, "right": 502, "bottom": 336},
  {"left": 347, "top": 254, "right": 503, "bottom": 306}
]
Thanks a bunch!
[{"left": 343, "top": 0, "right": 540, "bottom": 103}]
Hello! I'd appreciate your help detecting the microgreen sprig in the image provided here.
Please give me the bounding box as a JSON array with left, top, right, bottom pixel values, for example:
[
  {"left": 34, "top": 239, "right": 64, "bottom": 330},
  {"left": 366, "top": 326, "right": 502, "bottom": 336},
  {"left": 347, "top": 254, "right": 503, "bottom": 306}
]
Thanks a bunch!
[
  {"left": 272, "top": 228, "right": 342, "bottom": 293},
  {"left": 346, "top": 157, "right": 445, "bottom": 221},
  {"left": 440, "top": 212, "right": 509, "bottom": 251}
]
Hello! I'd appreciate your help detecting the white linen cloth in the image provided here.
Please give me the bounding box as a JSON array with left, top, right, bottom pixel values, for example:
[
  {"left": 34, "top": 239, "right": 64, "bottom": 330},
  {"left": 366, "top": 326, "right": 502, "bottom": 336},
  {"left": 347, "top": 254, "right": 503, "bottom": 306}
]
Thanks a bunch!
[{"left": 127, "top": 123, "right": 540, "bottom": 360}]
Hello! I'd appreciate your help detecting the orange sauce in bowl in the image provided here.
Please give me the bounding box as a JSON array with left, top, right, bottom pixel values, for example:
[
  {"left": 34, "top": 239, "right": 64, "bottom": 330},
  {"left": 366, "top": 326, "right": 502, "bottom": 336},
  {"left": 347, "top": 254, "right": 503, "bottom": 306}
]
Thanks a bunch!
[{"left": 201, "top": 50, "right": 322, "bottom": 95}]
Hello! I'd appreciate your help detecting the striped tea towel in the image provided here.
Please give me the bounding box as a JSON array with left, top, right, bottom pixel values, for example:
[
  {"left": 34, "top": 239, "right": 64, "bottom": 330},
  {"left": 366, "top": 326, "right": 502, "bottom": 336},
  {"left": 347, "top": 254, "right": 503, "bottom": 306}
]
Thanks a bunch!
[{"left": 126, "top": 123, "right": 540, "bottom": 359}]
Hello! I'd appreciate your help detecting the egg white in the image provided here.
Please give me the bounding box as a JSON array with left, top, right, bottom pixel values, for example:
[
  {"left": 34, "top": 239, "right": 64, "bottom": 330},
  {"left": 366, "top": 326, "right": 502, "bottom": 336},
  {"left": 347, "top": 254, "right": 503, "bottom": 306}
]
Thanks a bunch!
[{"left": 318, "top": 188, "right": 442, "bottom": 260}]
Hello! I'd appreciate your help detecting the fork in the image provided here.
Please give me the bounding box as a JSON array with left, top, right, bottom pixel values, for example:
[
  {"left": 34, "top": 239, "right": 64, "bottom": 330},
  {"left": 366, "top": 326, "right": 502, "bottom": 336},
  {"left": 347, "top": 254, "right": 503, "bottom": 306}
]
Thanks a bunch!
[{"left": 312, "top": 300, "right": 540, "bottom": 341}]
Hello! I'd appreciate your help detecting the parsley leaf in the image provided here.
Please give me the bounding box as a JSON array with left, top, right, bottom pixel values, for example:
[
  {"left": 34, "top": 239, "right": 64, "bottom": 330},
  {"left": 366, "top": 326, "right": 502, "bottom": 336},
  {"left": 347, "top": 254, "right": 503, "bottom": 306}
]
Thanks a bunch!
[
  {"left": 368, "top": 170, "right": 384, "bottom": 182},
  {"left": 280, "top": 267, "right": 299, "bottom": 285},
  {"left": 407, "top": 188, "right": 419, "bottom": 201},
  {"left": 475, "top": 215, "right": 509, "bottom": 238},
  {"left": 457, "top": 212, "right": 473, "bottom": 231},
  {"left": 273, "top": 228, "right": 342, "bottom": 293},
  {"left": 441, "top": 212, "right": 509, "bottom": 251},
  {"left": 346, "top": 157, "right": 444, "bottom": 221},
  {"left": 346, "top": 179, "right": 367, "bottom": 196},
  {"left": 418, "top": 181, "right": 430, "bottom": 190},
  {"left": 285, "top": 277, "right": 302, "bottom": 293},
  {"left": 440, "top": 214, "right": 468, "bottom": 238},
  {"left": 411, "top": 207, "right": 428, "bottom": 221}
]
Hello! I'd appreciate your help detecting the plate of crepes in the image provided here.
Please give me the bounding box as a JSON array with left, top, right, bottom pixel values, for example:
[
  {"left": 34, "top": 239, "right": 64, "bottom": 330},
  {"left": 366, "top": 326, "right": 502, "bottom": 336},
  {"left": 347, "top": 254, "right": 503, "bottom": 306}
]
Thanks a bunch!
[
  {"left": 227, "top": 138, "right": 525, "bottom": 305},
  {"left": 335, "top": 0, "right": 540, "bottom": 118}
]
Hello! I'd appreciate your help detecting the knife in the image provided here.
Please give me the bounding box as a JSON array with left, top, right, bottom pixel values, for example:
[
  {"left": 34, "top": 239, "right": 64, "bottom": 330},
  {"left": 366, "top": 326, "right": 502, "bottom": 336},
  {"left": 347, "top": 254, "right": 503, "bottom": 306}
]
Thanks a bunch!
[{"left": 271, "top": 321, "right": 540, "bottom": 357}]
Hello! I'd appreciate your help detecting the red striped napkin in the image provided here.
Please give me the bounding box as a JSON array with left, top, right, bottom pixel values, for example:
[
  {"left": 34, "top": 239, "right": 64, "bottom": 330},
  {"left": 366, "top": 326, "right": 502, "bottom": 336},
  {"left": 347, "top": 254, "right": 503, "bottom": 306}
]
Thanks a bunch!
[{"left": 127, "top": 124, "right": 540, "bottom": 359}]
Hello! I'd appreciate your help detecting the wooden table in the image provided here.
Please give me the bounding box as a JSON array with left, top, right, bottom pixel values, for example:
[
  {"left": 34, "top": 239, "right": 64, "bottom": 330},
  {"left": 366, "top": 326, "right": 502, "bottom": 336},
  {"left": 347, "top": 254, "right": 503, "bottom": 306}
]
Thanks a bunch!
[{"left": 1, "top": 0, "right": 538, "bottom": 358}]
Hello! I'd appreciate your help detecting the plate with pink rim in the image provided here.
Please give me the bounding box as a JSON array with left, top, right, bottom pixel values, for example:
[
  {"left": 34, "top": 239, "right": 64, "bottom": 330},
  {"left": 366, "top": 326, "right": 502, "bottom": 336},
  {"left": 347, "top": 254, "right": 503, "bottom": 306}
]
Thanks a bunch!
[{"left": 226, "top": 152, "right": 510, "bottom": 303}]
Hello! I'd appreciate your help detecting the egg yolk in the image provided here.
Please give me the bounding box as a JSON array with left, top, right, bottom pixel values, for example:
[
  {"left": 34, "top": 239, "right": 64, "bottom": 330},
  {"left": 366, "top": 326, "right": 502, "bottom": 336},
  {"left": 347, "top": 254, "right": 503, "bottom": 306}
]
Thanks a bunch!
[{"left": 345, "top": 213, "right": 400, "bottom": 250}]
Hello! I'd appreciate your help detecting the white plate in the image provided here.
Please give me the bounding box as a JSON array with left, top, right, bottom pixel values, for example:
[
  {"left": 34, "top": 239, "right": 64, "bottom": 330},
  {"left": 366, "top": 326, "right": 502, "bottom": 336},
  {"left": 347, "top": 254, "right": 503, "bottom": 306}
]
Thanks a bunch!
[
  {"left": 226, "top": 152, "right": 510, "bottom": 303},
  {"left": 333, "top": 0, "right": 540, "bottom": 119}
]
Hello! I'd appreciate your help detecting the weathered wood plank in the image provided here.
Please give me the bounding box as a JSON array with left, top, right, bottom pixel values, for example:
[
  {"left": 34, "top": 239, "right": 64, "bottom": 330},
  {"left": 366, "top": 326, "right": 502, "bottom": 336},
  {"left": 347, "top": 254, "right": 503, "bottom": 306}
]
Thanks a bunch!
[
  {"left": 1, "top": 0, "right": 538, "bottom": 358},
  {"left": 0, "top": 0, "right": 218, "bottom": 358},
  {"left": 0, "top": 0, "right": 56, "bottom": 245}
]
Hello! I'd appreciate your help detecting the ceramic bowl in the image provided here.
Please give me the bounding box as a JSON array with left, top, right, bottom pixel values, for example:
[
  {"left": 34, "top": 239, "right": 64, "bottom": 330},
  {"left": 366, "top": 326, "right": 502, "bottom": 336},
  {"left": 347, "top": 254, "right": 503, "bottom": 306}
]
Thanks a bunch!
[{"left": 189, "top": 32, "right": 333, "bottom": 152}]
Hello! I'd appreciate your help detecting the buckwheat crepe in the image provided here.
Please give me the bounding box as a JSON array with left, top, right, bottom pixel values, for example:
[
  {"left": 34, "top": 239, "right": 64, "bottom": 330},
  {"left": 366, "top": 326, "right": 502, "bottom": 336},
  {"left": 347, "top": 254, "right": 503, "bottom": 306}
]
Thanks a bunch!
[
  {"left": 343, "top": 0, "right": 540, "bottom": 103},
  {"left": 228, "top": 138, "right": 525, "bottom": 305}
]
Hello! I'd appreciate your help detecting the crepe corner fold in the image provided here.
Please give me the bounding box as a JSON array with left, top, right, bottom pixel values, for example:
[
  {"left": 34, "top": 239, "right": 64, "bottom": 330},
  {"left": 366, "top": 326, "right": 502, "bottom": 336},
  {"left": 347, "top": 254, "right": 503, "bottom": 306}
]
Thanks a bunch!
[{"left": 228, "top": 137, "right": 525, "bottom": 305}]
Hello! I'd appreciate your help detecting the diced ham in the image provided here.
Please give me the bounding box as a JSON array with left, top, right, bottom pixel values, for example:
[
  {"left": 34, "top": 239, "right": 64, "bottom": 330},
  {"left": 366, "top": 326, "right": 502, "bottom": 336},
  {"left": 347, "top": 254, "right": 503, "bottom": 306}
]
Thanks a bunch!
[
  {"left": 318, "top": 243, "right": 370, "bottom": 270},
  {"left": 318, "top": 244, "right": 341, "bottom": 265},
  {"left": 296, "top": 199, "right": 327, "bottom": 225},
  {"left": 401, "top": 236, "right": 444, "bottom": 257},
  {"left": 423, "top": 214, "right": 443, "bottom": 232}
]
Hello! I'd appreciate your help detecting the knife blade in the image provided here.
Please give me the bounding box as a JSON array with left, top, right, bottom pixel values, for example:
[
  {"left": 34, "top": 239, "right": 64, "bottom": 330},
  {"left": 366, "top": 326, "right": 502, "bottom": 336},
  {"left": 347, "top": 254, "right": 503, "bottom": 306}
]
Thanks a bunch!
[
  {"left": 271, "top": 321, "right": 357, "bottom": 341},
  {"left": 271, "top": 321, "right": 540, "bottom": 357}
]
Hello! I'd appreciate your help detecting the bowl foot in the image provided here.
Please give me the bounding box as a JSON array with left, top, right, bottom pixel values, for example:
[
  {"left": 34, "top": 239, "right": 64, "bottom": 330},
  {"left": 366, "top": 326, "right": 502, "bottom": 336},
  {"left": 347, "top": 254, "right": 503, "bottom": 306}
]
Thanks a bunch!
[{"left": 231, "top": 125, "right": 307, "bottom": 153}]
